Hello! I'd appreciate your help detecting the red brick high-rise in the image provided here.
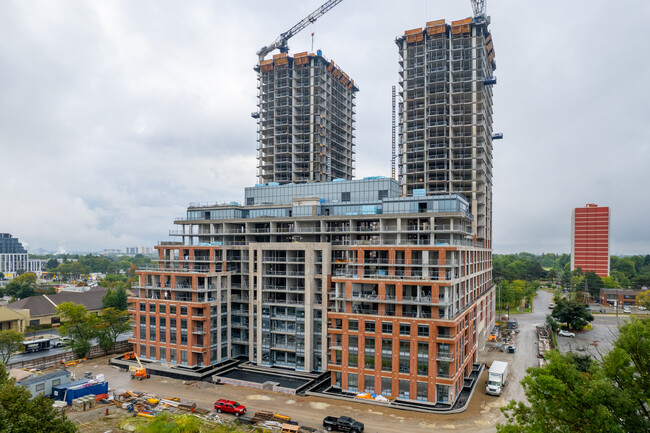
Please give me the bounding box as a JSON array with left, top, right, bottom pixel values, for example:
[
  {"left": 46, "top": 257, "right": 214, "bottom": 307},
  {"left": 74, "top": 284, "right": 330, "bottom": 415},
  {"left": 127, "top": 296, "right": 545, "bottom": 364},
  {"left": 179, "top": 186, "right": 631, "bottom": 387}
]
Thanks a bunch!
[{"left": 571, "top": 204, "right": 610, "bottom": 277}]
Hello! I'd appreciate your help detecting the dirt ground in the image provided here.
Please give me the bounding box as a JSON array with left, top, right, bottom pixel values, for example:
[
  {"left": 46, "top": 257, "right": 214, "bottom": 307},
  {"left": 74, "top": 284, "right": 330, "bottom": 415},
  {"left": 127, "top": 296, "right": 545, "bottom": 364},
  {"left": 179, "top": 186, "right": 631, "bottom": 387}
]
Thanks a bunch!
[
  {"left": 64, "top": 357, "right": 506, "bottom": 433},
  {"left": 62, "top": 292, "right": 564, "bottom": 433}
]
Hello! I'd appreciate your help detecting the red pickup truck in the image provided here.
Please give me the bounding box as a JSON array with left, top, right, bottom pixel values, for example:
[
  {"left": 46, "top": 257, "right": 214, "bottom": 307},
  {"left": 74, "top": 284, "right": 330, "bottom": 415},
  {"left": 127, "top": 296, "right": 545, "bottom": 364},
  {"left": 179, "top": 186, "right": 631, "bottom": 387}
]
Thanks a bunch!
[{"left": 214, "top": 399, "right": 246, "bottom": 416}]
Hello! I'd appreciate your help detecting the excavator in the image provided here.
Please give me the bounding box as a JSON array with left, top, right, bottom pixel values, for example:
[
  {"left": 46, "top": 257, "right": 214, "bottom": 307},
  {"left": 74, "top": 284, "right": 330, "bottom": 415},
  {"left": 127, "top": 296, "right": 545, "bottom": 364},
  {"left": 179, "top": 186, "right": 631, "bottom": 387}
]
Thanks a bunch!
[{"left": 124, "top": 351, "right": 150, "bottom": 380}]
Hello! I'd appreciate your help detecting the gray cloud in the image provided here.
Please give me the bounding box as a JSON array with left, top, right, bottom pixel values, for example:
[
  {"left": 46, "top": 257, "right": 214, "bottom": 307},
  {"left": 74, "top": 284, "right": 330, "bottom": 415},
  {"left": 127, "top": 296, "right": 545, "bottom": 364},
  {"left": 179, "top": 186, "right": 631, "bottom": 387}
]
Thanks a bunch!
[{"left": 1, "top": 0, "right": 648, "bottom": 255}]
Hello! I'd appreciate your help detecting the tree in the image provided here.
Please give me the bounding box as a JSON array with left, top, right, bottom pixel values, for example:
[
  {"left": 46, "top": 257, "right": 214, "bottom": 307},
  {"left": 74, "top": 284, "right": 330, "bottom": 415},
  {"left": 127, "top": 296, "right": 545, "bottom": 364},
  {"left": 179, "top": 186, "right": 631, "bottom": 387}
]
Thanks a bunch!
[
  {"left": 580, "top": 271, "right": 604, "bottom": 299},
  {"left": 3, "top": 273, "right": 37, "bottom": 299},
  {"left": 551, "top": 298, "right": 594, "bottom": 330},
  {"left": 0, "top": 330, "right": 23, "bottom": 365},
  {"left": 102, "top": 287, "right": 128, "bottom": 311},
  {"left": 56, "top": 303, "right": 98, "bottom": 359},
  {"left": 0, "top": 363, "right": 77, "bottom": 432},
  {"left": 599, "top": 318, "right": 650, "bottom": 430},
  {"left": 602, "top": 276, "right": 619, "bottom": 288},
  {"left": 96, "top": 307, "right": 132, "bottom": 354},
  {"left": 637, "top": 289, "right": 650, "bottom": 310},
  {"left": 498, "top": 317, "right": 650, "bottom": 433},
  {"left": 45, "top": 258, "right": 59, "bottom": 270}
]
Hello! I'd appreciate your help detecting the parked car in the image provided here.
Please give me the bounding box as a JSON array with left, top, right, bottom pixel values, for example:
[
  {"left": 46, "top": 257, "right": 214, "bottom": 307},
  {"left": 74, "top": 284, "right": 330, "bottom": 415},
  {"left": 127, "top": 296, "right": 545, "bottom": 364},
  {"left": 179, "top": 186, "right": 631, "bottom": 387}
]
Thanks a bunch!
[
  {"left": 639, "top": 306, "right": 647, "bottom": 311},
  {"left": 558, "top": 330, "right": 575, "bottom": 337},
  {"left": 622, "top": 307, "right": 631, "bottom": 314},
  {"left": 548, "top": 303, "right": 555, "bottom": 309},
  {"left": 214, "top": 399, "right": 246, "bottom": 416},
  {"left": 323, "top": 416, "right": 365, "bottom": 432}
]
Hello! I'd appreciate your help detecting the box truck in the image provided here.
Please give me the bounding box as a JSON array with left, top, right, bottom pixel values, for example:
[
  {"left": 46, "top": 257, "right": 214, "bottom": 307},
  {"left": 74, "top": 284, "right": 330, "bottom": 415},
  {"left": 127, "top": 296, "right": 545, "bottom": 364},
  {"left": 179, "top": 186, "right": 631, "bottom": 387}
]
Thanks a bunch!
[{"left": 486, "top": 361, "right": 508, "bottom": 396}]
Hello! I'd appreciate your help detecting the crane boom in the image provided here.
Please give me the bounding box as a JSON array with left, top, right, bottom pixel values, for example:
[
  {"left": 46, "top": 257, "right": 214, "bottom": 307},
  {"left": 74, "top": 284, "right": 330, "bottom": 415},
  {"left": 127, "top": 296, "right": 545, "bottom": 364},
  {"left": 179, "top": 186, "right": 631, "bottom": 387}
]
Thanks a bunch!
[{"left": 257, "top": 0, "right": 343, "bottom": 61}]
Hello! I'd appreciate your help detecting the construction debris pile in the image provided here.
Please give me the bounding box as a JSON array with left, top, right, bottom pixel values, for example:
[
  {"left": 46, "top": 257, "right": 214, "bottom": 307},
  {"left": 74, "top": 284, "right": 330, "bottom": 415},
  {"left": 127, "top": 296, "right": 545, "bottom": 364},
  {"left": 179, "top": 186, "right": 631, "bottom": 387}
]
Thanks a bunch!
[
  {"left": 251, "top": 411, "right": 324, "bottom": 432},
  {"left": 536, "top": 325, "right": 552, "bottom": 366},
  {"left": 114, "top": 390, "right": 198, "bottom": 418}
]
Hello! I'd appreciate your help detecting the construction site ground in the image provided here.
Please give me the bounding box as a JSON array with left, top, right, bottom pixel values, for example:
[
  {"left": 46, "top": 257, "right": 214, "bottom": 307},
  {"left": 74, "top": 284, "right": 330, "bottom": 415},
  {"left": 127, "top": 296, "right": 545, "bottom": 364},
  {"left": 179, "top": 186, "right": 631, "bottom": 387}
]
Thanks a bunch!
[
  {"left": 64, "top": 357, "right": 503, "bottom": 433},
  {"left": 63, "top": 290, "right": 585, "bottom": 433}
]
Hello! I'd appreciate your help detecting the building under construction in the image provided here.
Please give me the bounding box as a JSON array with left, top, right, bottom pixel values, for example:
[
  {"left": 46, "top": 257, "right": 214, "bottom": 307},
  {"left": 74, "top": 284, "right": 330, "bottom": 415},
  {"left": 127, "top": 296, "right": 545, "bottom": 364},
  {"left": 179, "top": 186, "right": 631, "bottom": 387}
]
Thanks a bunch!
[
  {"left": 396, "top": 18, "right": 496, "bottom": 247},
  {"left": 255, "top": 52, "right": 358, "bottom": 185},
  {"left": 127, "top": 1, "right": 498, "bottom": 409}
]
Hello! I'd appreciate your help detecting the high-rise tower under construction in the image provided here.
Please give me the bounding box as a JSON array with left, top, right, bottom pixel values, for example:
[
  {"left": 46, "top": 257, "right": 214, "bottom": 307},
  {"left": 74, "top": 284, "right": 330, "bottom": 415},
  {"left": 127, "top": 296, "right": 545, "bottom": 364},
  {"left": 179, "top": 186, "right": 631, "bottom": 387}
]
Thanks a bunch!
[
  {"left": 255, "top": 53, "right": 358, "bottom": 185},
  {"left": 396, "top": 18, "right": 495, "bottom": 247}
]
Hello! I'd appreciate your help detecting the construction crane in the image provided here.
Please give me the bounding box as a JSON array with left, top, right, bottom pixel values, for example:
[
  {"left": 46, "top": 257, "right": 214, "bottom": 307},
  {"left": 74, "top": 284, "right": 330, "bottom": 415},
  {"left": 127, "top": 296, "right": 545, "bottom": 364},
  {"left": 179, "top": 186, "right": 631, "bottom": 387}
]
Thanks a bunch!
[
  {"left": 256, "top": 0, "right": 343, "bottom": 62},
  {"left": 470, "top": 0, "right": 486, "bottom": 20}
]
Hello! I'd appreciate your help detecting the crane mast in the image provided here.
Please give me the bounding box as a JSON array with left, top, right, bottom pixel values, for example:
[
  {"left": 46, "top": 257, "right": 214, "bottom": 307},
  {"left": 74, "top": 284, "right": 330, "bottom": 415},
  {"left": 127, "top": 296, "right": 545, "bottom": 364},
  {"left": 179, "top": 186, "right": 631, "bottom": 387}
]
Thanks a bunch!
[
  {"left": 256, "top": 0, "right": 343, "bottom": 61},
  {"left": 470, "top": 0, "right": 486, "bottom": 21}
]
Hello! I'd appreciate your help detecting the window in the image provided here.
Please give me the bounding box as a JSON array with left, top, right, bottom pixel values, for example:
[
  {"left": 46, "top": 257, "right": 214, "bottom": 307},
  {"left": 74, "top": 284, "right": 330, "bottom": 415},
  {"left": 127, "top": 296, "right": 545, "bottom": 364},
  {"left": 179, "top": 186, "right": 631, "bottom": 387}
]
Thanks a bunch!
[
  {"left": 246, "top": 197, "right": 254, "bottom": 205},
  {"left": 418, "top": 324, "right": 429, "bottom": 337},
  {"left": 347, "top": 373, "right": 358, "bottom": 392},
  {"left": 159, "top": 304, "right": 166, "bottom": 314},
  {"left": 36, "top": 383, "right": 45, "bottom": 392},
  {"left": 382, "top": 339, "right": 392, "bottom": 372},
  {"left": 170, "top": 305, "right": 177, "bottom": 315},
  {"left": 378, "top": 190, "right": 388, "bottom": 199},
  {"left": 170, "top": 349, "right": 176, "bottom": 363},
  {"left": 150, "top": 304, "right": 156, "bottom": 313},
  {"left": 180, "top": 306, "right": 187, "bottom": 316},
  {"left": 348, "top": 319, "right": 358, "bottom": 331},
  {"left": 160, "top": 347, "right": 166, "bottom": 362},
  {"left": 416, "top": 382, "right": 428, "bottom": 401},
  {"left": 364, "top": 337, "right": 375, "bottom": 369},
  {"left": 341, "top": 192, "right": 351, "bottom": 202},
  {"left": 181, "top": 350, "right": 188, "bottom": 365},
  {"left": 381, "top": 377, "right": 392, "bottom": 396},
  {"left": 382, "top": 322, "right": 393, "bottom": 334},
  {"left": 365, "top": 320, "right": 375, "bottom": 333},
  {"left": 436, "top": 384, "right": 449, "bottom": 403},
  {"left": 140, "top": 303, "right": 146, "bottom": 312},
  {"left": 364, "top": 375, "right": 375, "bottom": 393},
  {"left": 52, "top": 379, "right": 61, "bottom": 386},
  {"left": 400, "top": 323, "right": 411, "bottom": 336},
  {"left": 398, "top": 379, "right": 410, "bottom": 398}
]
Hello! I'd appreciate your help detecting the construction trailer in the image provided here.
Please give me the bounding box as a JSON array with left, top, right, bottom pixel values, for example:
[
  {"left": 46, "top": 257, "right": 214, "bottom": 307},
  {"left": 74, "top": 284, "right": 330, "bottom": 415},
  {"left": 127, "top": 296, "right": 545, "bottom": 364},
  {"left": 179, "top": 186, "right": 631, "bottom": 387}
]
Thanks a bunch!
[
  {"left": 52, "top": 378, "right": 109, "bottom": 405},
  {"left": 18, "top": 369, "right": 72, "bottom": 398}
]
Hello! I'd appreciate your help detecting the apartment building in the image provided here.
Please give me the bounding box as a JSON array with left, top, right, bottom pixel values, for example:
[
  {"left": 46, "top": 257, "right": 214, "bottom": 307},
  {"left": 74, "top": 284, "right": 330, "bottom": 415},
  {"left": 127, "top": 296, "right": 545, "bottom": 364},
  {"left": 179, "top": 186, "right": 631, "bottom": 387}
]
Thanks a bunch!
[
  {"left": 0, "top": 233, "right": 42, "bottom": 277},
  {"left": 396, "top": 18, "right": 495, "bottom": 246},
  {"left": 571, "top": 204, "right": 610, "bottom": 277},
  {"left": 129, "top": 178, "right": 495, "bottom": 405},
  {"left": 255, "top": 52, "right": 358, "bottom": 184}
]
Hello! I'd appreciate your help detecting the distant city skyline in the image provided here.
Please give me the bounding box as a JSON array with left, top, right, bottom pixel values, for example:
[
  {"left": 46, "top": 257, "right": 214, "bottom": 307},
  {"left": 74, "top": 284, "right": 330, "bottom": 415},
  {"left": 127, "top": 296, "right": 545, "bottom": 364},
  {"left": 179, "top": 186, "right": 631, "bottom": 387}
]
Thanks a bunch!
[{"left": 2, "top": 1, "right": 649, "bottom": 255}]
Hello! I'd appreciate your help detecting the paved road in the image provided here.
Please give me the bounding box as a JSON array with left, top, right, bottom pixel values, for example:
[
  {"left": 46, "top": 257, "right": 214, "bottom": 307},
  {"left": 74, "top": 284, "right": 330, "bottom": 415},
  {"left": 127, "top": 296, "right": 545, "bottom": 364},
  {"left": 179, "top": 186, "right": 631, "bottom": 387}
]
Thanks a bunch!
[
  {"left": 478, "top": 289, "right": 553, "bottom": 412},
  {"left": 8, "top": 332, "right": 132, "bottom": 364}
]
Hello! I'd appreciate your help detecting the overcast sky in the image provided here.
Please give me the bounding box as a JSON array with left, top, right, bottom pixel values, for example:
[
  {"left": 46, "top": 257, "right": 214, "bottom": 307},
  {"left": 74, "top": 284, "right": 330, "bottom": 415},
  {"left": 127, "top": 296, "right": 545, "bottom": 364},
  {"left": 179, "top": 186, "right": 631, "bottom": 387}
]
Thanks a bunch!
[{"left": 1, "top": 0, "right": 648, "bottom": 255}]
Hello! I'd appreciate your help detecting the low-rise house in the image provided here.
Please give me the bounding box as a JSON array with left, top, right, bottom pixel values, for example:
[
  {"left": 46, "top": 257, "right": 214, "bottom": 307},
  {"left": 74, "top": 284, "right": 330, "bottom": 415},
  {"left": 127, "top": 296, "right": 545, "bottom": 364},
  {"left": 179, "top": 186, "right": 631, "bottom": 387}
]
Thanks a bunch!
[
  {"left": 7, "top": 287, "right": 107, "bottom": 326},
  {"left": 0, "top": 305, "right": 30, "bottom": 332}
]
